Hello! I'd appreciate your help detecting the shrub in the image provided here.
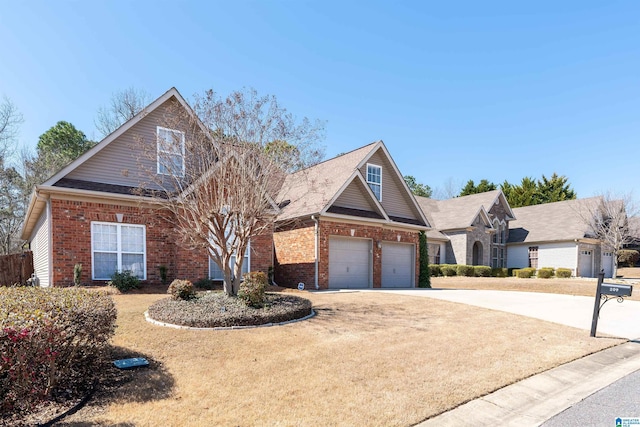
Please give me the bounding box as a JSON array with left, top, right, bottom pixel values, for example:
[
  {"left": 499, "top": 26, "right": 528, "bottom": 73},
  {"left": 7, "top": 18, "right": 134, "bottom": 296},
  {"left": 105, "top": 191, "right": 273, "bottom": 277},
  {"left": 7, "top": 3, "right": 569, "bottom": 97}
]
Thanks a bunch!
[
  {"left": 491, "top": 267, "right": 508, "bottom": 278},
  {"left": 474, "top": 266, "right": 492, "bottom": 277},
  {"left": 537, "top": 267, "right": 555, "bottom": 279},
  {"left": 108, "top": 270, "right": 140, "bottom": 292},
  {"left": 194, "top": 277, "right": 216, "bottom": 290},
  {"left": 238, "top": 271, "right": 268, "bottom": 308},
  {"left": 73, "top": 263, "right": 82, "bottom": 286},
  {"left": 0, "top": 287, "right": 116, "bottom": 413},
  {"left": 617, "top": 250, "right": 640, "bottom": 267},
  {"left": 441, "top": 264, "right": 457, "bottom": 277},
  {"left": 418, "top": 231, "right": 431, "bottom": 288},
  {"left": 508, "top": 268, "right": 518, "bottom": 277},
  {"left": 167, "top": 279, "right": 196, "bottom": 301},
  {"left": 515, "top": 268, "right": 536, "bottom": 278},
  {"left": 158, "top": 265, "right": 168, "bottom": 285},
  {"left": 556, "top": 268, "right": 572, "bottom": 278},
  {"left": 457, "top": 265, "right": 475, "bottom": 277},
  {"left": 429, "top": 264, "right": 442, "bottom": 277}
]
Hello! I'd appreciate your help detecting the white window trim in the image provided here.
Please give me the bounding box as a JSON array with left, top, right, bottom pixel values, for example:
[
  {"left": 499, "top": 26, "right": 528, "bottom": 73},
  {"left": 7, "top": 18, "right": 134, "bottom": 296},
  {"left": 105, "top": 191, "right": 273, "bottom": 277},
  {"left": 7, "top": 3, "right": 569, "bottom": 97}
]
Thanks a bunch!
[
  {"left": 209, "top": 240, "right": 251, "bottom": 280},
  {"left": 366, "top": 163, "right": 382, "bottom": 201},
  {"left": 91, "top": 221, "right": 147, "bottom": 280},
  {"left": 156, "top": 126, "right": 185, "bottom": 176}
]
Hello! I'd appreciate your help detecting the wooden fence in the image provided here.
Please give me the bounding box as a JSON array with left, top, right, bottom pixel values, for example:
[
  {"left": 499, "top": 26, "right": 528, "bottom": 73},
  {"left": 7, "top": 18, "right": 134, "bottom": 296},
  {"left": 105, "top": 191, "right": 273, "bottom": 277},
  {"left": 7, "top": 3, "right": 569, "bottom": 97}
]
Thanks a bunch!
[{"left": 0, "top": 252, "right": 34, "bottom": 286}]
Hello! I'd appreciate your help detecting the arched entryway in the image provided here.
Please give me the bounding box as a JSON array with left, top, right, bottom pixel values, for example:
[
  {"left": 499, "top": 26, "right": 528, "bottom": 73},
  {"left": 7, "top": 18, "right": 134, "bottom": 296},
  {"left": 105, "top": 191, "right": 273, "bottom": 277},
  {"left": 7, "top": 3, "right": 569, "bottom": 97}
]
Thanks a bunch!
[{"left": 472, "top": 241, "right": 483, "bottom": 265}]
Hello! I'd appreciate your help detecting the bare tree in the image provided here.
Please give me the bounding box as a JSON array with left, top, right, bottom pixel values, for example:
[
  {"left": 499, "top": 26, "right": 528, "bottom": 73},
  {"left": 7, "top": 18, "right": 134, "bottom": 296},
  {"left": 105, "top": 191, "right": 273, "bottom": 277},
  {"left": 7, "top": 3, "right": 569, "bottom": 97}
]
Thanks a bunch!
[
  {"left": 0, "top": 96, "right": 23, "bottom": 156},
  {"left": 140, "top": 88, "right": 324, "bottom": 296},
  {"left": 578, "top": 192, "right": 638, "bottom": 278},
  {"left": 95, "top": 87, "right": 151, "bottom": 138},
  {"left": 432, "top": 177, "right": 462, "bottom": 200}
]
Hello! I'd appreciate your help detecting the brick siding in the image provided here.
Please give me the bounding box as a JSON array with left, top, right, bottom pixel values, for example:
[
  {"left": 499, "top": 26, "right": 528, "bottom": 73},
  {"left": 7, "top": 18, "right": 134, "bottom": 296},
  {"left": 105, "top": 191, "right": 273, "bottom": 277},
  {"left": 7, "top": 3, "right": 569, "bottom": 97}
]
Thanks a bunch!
[
  {"left": 274, "top": 218, "right": 420, "bottom": 289},
  {"left": 49, "top": 198, "right": 272, "bottom": 287}
]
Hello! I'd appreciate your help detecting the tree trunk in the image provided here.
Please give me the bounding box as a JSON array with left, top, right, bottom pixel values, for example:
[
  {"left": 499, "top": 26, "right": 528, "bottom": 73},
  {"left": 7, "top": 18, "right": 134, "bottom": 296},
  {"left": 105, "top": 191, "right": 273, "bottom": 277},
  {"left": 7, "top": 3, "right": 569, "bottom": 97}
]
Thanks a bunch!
[{"left": 223, "top": 268, "right": 235, "bottom": 296}]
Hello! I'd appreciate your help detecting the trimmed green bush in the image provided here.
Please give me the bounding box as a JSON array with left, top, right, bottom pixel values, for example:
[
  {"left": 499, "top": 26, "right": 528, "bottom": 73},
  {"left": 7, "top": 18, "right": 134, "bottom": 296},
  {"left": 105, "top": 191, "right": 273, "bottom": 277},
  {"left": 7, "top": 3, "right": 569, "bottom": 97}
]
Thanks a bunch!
[
  {"left": 491, "top": 267, "right": 508, "bottom": 278},
  {"left": 537, "top": 267, "right": 555, "bottom": 279},
  {"left": 418, "top": 230, "right": 431, "bottom": 288},
  {"left": 474, "top": 266, "right": 492, "bottom": 277},
  {"left": 515, "top": 268, "right": 536, "bottom": 278},
  {"left": 428, "top": 264, "right": 442, "bottom": 277},
  {"left": 239, "top": 271, "right": 268, "bottom": 308},
  {"left": 108, "top": 270, "right": 140, "bottom": 292},
  {"left": 556, "top": 268, "right": 572, "bottom": 278},
  {"left": 618, "top": 249, "right": 640, "bottom": 267},
  {"left": 508, "top": 268, "right": 518, "bottom": 277},
  {"left": 457, "top": 265, "right": 475, "bottom": 277},
  {"left": 0, "top": 287, "right": 116, "bottom": 413},
  {"left": 441, "top": 264, "right": 457, "bottom": 277},
  {"left": 167, "top": 279, "right": 196, "bottom": 300}
]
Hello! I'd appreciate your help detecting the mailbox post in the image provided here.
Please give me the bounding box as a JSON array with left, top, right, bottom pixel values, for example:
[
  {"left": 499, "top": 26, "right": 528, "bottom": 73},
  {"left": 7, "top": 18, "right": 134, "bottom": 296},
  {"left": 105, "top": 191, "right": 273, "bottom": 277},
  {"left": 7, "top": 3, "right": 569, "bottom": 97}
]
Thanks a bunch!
[{"left": 590, "top": 270, "right": 634, "bottom": 337}]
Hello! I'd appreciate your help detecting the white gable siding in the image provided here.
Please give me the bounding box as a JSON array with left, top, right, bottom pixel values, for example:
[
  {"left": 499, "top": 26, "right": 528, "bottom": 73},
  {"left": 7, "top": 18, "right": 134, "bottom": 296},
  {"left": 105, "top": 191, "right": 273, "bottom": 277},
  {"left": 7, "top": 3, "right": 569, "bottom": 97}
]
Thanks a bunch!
[
  {"left": 66, "top": 99, "right": 179, "bottom": 189},
  {"left": 360, "top": 150, "right": 417, "bottom": 220},
  {"left": 508, "top": 242, "right": 578, "bottom": 275},
  {"left": 31, "top": 211, "right": 50, "bottom": 287},
  {"left": 333, "top": 180, "right": 378, "bottom": 211},
  {"left": 538, "top": 242, "right": 578, "bottom": 273}
]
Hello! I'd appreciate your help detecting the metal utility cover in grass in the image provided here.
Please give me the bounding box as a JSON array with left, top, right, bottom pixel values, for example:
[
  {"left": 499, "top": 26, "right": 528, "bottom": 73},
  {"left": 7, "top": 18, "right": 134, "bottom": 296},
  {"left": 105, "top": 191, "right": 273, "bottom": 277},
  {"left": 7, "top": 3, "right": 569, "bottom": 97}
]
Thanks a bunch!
[{"left": 113, "top": 358, "right": 149, "bottom": 370}]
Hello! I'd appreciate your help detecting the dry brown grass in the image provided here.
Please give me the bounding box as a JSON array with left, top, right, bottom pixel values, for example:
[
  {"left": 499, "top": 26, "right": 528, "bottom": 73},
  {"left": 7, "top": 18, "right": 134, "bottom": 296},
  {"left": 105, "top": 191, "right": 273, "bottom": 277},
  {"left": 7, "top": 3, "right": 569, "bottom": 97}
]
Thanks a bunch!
[{"left": 56, "top": 288, "right": 623, "bottom": 426}]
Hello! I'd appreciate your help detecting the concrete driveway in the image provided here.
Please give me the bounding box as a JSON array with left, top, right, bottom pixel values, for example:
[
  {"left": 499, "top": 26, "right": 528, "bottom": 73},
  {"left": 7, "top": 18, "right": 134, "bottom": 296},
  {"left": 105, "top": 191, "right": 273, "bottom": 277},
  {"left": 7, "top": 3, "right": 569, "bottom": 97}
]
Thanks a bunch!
[{"left": 372, "top": 289, "right": 640, "bottom": 340}]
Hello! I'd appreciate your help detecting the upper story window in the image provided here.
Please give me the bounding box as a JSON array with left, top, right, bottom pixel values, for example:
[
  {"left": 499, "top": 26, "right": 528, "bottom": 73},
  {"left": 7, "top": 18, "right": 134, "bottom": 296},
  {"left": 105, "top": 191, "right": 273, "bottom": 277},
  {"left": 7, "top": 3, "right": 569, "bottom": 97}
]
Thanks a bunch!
[
  {"left": 157, "top": 126, "right": 185, "bottom": 176},
  {"left": 366, "top": 164, "right": 382, "bottom": 201}
]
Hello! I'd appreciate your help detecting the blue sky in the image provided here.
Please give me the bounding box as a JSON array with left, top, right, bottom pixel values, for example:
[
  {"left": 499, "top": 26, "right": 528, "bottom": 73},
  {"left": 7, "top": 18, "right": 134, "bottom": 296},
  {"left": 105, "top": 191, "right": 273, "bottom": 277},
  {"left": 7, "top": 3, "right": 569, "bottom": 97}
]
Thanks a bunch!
[{"left": 1, "top": 1, "right": 638, "bottom": 198}]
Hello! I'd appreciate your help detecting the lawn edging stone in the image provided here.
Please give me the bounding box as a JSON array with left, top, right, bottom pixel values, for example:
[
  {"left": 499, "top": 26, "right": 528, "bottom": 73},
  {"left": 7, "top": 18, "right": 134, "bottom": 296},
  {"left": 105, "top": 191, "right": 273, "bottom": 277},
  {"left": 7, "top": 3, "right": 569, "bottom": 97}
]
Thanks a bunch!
[{"left": 144, "top": 309, "right": 316, "bottom": 331}]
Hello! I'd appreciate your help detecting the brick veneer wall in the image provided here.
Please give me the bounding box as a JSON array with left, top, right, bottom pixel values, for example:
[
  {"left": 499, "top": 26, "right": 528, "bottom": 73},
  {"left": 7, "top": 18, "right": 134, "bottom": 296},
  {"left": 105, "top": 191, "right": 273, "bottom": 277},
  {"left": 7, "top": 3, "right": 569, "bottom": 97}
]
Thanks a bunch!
[
  {"left": 273, "top": 221, "right": 316, "bottom": 288},
  {"left": 49, "top": 198, "right": 273, "bottom": 287},
  {"left": 274, "top": 218, "right": 420, "bottom": 290}
]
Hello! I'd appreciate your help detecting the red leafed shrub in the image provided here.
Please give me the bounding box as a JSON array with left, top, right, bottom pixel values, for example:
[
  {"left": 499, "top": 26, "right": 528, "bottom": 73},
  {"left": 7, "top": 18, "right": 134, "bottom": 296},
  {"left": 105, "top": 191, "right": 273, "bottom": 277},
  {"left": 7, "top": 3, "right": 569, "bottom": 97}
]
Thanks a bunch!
[{"left": 0, "top": 287, "right": 116, "bottom": 413}]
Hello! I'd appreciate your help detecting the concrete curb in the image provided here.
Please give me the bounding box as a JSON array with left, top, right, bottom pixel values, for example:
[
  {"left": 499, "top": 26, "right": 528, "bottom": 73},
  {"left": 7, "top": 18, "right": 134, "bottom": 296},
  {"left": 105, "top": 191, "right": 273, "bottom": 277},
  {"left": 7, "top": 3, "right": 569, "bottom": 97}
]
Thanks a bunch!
[{"left": 415, "top": 341, "right": 640, "bottom": 426}]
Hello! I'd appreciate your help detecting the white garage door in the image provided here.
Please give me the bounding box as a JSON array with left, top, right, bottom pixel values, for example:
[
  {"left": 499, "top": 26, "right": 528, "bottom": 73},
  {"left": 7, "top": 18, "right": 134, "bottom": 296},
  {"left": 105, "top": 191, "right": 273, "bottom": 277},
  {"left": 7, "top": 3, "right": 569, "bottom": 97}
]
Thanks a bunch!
[
  {"left": 329, "top": 237, "right": 371, "bottom": 289},
  {"left": 578, "top": 250, "right": 593, "bottom": 277},
  {"left": 382, "top": 242, "right": 414, "bottom": 288}
]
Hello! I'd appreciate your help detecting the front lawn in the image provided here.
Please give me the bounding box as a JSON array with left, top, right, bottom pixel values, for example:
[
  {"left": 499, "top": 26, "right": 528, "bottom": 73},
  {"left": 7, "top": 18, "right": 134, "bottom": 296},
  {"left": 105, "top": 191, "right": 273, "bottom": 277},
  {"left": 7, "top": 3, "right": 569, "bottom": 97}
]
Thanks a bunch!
[{"left": 49, "top": 288, "right": 622, "bottom": 426}]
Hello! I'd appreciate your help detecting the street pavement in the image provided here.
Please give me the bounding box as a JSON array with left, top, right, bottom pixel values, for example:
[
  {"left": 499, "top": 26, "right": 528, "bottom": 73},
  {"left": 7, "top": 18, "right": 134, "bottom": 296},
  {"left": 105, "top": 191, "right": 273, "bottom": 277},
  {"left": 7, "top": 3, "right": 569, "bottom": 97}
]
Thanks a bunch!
[
  {"left": 362, "top": 288, "right": 640, "bottom": 425},
  {"left": 542, "top": 366, "right": 640, "bottom": 426}
]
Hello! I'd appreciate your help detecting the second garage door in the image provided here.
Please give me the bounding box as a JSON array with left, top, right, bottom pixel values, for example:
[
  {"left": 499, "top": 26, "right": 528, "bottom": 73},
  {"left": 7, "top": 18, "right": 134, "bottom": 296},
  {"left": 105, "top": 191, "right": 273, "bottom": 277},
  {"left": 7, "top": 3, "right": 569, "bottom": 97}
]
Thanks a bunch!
[
  {"left": 328, "top": 237, "right": 371, "bottom": 289},
  {"left": 382, "top": 242, "right": 414, "bottom": 288}
]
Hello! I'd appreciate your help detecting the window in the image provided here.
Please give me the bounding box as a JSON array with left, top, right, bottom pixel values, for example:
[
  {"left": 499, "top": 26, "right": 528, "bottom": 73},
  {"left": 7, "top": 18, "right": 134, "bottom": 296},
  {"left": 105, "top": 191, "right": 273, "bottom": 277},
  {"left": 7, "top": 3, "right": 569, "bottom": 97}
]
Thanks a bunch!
[
  {"left": 209, "top": 242, "right": 250, "bottom": 280},
  {"left": 528, "top": 246, "right": 539, "bottom": 269},
  {"left": 92, "top": 222, "right": 146, "bottom": 280},
  {"left": 428, "top": 244, "right": 440, "bottom": 264},
  {"left": 366, "top": 164, "right": 382, "bottom": 201},
  {"left": 157, "top": 126, "right": 185, "bottom": 176},
  {"left": 492, "top": 247, "right": 499, "bottom": 268}
]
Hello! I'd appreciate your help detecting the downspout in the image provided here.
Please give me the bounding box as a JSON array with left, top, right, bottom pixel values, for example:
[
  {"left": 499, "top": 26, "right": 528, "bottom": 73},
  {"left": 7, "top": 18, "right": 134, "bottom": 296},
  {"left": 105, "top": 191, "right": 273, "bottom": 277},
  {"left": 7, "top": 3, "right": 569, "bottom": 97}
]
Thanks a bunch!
[{"left": 311, "top": 215, "right": 319, "bottom": 289}]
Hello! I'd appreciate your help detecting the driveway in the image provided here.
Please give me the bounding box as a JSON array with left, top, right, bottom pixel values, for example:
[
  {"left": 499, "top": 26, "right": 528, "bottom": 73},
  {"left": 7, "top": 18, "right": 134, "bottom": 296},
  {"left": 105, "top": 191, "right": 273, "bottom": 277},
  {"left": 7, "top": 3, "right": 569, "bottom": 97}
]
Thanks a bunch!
[{"left": 371, "top": 289, "right": 640, "bottom": 340}]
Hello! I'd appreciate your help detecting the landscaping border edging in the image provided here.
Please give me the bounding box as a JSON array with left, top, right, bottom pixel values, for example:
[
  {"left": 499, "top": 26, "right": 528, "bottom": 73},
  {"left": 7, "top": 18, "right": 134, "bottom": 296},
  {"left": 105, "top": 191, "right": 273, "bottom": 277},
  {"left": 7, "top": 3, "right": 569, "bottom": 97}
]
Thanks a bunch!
[{"left": 144, "top": 309, "right": 316, "bottom": 330}]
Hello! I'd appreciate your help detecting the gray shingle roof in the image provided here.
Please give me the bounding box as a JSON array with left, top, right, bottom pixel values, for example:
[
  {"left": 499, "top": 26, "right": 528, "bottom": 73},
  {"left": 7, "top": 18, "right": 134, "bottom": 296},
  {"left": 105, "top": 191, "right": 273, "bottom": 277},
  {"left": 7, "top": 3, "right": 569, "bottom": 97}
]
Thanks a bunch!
[
  {"left": 507, "top": 197, "right": 602, "bottom": 244},
  {"left": 276, "top": 143, "right": 377, "bottom": 221},
  {"left": 416, "top": 190, "right": 501, "bottom": 231}
]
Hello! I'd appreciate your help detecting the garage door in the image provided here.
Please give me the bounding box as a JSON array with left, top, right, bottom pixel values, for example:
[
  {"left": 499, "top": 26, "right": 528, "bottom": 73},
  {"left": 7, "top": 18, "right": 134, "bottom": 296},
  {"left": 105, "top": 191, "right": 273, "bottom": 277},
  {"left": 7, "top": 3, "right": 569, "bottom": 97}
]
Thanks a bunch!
[
  {"left": 328, "top": 237, "right": 371, "bottom": 289},
  {"left": 382, "top": 242, "right": 414, "bottom": 288},
  {"left": 578, "top": 250, "right": 593, "bottom": 277}
]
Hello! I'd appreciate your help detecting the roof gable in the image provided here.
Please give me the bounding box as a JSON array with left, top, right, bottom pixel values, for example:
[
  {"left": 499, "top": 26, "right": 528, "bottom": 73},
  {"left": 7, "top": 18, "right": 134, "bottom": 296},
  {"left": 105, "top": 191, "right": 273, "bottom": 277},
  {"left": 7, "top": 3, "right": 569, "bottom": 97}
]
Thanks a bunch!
[
  {"left": 276, "top": 141, "right": 428, "bottom": 228},
  {"left": 43, "top": 87, "right": 192, "bottom": 188}
]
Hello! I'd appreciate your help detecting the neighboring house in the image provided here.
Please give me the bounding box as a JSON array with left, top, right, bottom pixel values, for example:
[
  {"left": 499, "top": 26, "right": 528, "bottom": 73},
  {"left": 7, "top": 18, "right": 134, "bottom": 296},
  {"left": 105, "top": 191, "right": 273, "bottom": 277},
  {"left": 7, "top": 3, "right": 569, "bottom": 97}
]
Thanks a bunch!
[
  {"left": 21, "top": 88, "right": 273, "bottom": 287},
  {"left": 415, "top": 190, "right": 515, "bottom": 267},
  {"left": 273, "top": 141, "right": 430, "bottom": 289},
  {"left": 21, "top": 88, "right": 429, "bottom": 289},
  {"left": 506, "top": 197, "right": 615, "bottom": 278}
]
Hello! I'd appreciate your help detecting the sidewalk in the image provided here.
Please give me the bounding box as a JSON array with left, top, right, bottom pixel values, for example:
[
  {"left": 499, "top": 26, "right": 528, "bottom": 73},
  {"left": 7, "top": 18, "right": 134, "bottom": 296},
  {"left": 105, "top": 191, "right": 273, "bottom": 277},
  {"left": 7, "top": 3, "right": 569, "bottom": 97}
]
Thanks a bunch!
[{"left": 415, "top": 341, "right": 640, "bottom": 426}]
